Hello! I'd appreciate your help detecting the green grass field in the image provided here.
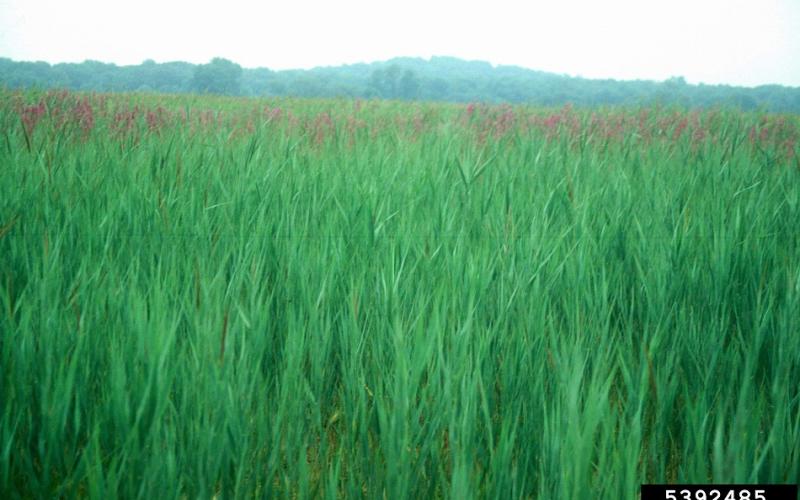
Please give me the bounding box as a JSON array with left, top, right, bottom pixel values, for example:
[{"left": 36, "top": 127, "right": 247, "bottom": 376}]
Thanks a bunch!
[{"left": 2, "top": 90, "right": 799, "bottom": 498}]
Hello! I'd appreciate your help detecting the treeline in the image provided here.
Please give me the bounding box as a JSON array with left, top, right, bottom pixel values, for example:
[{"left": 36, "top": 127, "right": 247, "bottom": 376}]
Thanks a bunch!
[{"left": 2, "top": 56, "right": 799, "bottom": 112}]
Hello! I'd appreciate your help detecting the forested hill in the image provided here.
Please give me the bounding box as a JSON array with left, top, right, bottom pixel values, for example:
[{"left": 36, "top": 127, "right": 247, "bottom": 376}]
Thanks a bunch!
[{"left": 2, "top": 55, "right": 799, "bottom": 112}]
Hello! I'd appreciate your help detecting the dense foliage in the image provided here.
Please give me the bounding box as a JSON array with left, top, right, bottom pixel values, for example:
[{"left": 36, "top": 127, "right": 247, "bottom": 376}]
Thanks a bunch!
[
  {"left": 1, "top": 89, "right": 799, "bottom": 498},
  {"left": 2, "top": 56, "right": 800, "bottom": 112}
]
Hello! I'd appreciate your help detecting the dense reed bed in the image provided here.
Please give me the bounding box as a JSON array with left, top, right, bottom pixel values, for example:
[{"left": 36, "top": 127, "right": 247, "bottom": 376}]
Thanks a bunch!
[{"left": 1, "top": 90, "right": 799, "bottom": 498}]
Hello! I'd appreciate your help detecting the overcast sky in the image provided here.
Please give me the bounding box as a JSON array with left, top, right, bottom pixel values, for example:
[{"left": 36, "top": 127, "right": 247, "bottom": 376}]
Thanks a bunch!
[{"left": 0, "top": 0, "right": 798, "bottom": 87}]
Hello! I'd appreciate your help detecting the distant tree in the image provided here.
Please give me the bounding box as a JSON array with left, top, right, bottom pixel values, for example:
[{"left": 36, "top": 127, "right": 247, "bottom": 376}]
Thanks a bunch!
[
  {"left": 242, "top": 67, "right": 275, "bottom": 95},
  {"left": 384, "top": 64, "right": 402, "bottom": 97},
  {"left": 399, "top": 70, "right": 420, "bottom": 100},
  {"left": 369, "top": 64, "right": 404, "bottom": 98},
  {"left": 191, "top": 58, "right": 243, "bottom": 94},
  {"left": 665, "top": 76, "right": 687, "bottom": 86},
  {"left": 426, "top": 77, "right": 450, "bottom": 100},
  {"left": 266, "top": 79, "right": 288, "bottom": 95},
  {"left": 734, "top": 93, "right": 758, "bottom": 111}
]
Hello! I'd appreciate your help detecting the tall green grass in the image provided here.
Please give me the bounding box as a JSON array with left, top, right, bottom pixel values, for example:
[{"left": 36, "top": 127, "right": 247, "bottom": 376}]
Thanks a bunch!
[{"left": 1, "top": 91, "right": 799, "bottom": 498}]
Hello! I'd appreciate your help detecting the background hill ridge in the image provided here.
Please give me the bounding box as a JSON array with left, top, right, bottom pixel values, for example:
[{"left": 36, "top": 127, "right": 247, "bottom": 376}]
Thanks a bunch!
[{"left": 2, "top": 55, "right": 799, "bottom": 112}]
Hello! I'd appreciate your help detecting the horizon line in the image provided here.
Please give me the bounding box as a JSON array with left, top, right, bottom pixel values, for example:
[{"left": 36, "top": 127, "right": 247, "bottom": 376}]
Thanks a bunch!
[{"left": 1, "top": 54, "right": 797, "bottom": 89}]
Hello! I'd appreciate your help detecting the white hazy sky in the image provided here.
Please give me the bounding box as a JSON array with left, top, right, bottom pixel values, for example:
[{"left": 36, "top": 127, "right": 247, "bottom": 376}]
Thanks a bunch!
[{"left": 0, "top": 0, "right": 798, "bottom": 87}]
